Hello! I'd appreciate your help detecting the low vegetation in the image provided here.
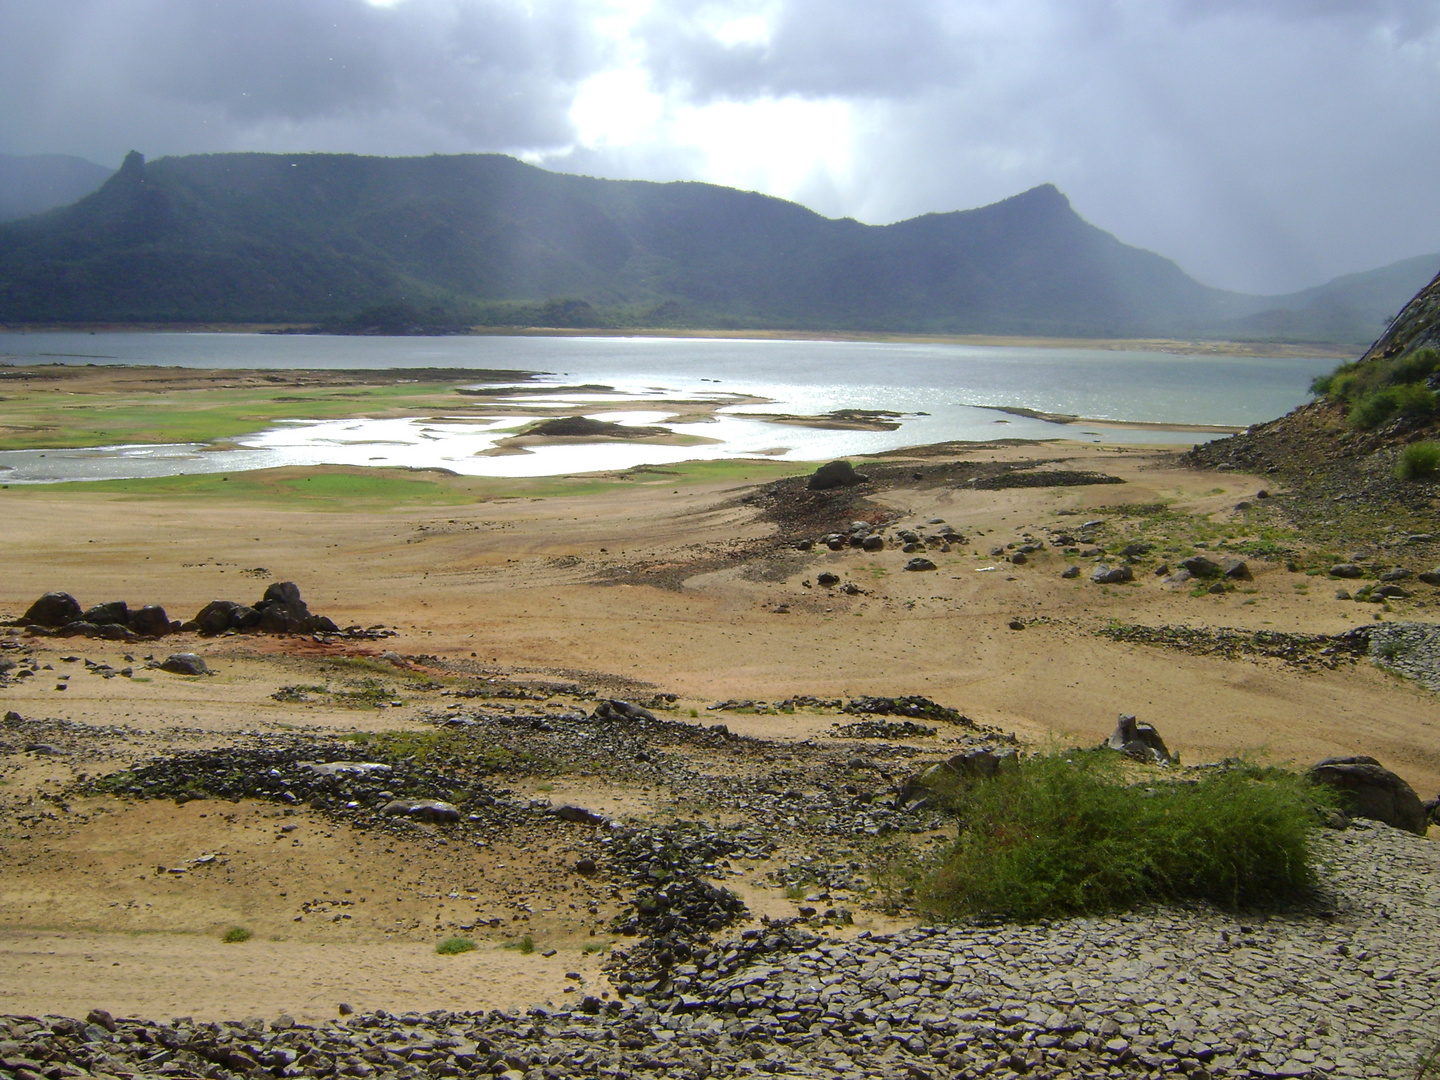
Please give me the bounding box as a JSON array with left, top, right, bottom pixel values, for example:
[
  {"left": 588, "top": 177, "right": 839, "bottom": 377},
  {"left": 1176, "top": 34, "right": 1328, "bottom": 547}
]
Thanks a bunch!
[
  {"left": 221, "top": 926, "right": 252, "bottom": 943},
  {"left": 435, "top": 936, "right": 477, "bottom": 955},
  {"left": 1312, "top": 347, "right": 1440, "bottom": 430},
  {"left": 917, "top": 754, "right": 1326, "bottom": 922},
  {"left": 1395, "top": 440, "right": 1440, "bottom": 481}
]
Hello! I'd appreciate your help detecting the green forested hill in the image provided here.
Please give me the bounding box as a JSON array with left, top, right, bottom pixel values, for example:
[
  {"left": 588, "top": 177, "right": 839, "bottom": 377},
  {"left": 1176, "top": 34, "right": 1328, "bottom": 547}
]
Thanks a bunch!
[{"left": 0, "top": 150, "right": 1424, "bottom": 340}]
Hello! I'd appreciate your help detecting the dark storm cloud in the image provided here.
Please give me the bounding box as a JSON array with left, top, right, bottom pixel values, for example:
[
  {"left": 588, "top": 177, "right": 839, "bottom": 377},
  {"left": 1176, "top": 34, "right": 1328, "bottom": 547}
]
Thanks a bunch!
[
  {"left": 2, "top": 0, "right": 1440, "bottom": 292},
  {"left": 0, "top": 0, "right": 597, "bottom": 160}
]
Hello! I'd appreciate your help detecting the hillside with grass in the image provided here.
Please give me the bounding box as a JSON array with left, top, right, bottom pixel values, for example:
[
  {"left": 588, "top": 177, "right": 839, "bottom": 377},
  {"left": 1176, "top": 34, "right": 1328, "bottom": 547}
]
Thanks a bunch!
[
  {"left": 1190, "top": 266, "right": 1440, "bottom": 528},
  {"left": 0, "top": 149, "right": 1417, "bottom": 339}
]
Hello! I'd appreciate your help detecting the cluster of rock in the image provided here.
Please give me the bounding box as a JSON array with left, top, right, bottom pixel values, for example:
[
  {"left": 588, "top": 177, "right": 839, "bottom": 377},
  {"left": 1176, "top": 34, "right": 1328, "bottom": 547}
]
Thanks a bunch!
[
  {"left": 14, "top": 593, "right": 178, "bottom": 640},
  {"left": 10, "top": 583, "right": 379, "bottom": 641},
  {"left": 796, "top": 517, "right": 964, "bottom": 558},
  {"left": 187, "top": 582, "right": 340, "bottom": 636}
]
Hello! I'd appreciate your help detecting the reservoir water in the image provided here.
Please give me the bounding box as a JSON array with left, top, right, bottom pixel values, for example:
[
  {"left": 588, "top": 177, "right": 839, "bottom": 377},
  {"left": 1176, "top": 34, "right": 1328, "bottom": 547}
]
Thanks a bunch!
[{"left": 0, "top": 332, "right": 1341, "bottom": 483}]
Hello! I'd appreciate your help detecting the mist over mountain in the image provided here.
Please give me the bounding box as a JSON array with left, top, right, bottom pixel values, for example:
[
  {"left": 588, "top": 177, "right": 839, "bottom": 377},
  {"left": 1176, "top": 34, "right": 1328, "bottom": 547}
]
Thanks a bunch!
[
  {"left": 0, "top": 150, "right": 1428, "bottom": 343},
  {"left": 0, "top": 154, "right": 112, "bottom": 223}
]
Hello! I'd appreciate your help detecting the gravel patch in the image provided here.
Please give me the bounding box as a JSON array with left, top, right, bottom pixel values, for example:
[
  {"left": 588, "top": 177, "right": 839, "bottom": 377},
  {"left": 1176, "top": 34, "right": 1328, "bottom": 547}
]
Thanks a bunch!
[{"left": 1, "top": 820, "right": 1434, "bottom": 1079}]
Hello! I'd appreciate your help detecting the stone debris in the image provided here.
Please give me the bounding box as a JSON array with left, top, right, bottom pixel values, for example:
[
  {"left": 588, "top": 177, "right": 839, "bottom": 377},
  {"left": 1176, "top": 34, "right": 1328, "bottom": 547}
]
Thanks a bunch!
[{"left": 0, "top": 821, "right": 1429, "bottom": 1079}]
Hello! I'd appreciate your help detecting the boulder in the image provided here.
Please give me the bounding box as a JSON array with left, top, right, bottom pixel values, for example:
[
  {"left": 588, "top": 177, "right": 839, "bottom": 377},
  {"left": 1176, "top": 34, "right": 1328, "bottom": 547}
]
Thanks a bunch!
[
  {"left": 1179, "top": 556, "right": 1221, "bottom": 578},
  {"left": 1105, "top": 714, "right": 1172, "bottom": 765},
  {"left": 1220, "top": 558, "right": 1251, "bottom": 580},
  {"left": 904, "top": 557, "right": 937, "bottom": 572},
  {"left": 1090, "top": 564, "right": 1134, "bottom": 584},
  {"left": 593, "top": 698, "right": 658, "bottom": 722},
  {"left": 1307, "top": 756, "right": 1427, "bottom": 835},
  {"left": 1119, "top": 542, "right": 1151, "bottom": 557},
  {"left": 808, "top": 460, "right": 869, "bottom": 490},
  {"left": 1419, "top": 569, "right": 1440, "bottom": 586},
  {"left": 381, "top": 798, "right": 461, "bottom": 824},
  {"left": 128, "top": 604, "right": 172, "bottom": 637},
  {"left": 158, "top": 653, "right": 210, "bottom": 676},
  {"left": 192, "top": 600, "right": 245, "bottom": 635},
  {"left": 817, "top": 572, "right": 840, "bottom": 586},
  {"left": 861, "top": 534, "right": 885, "bottom": 552},
  {"left": 255, "top": 581, "right": 316, "bottom": 634},
  {"left": 81, "top": 600, "right": 129, "bottom": 625},
  {"left": 1329, "top": 563, "right": 1365, "bottom": 579},
  {"left": 1009, "top": 552, "right": 1027, "bottom": 565},
  {"left": 1061, "top": 566, "right": 1080, "bottom": 579},
  {"left": 22, "top": 592, "right": 82, "bottom": 627},
  {"left": 553, "top": 805, "right": 608, "bottom": 826}
]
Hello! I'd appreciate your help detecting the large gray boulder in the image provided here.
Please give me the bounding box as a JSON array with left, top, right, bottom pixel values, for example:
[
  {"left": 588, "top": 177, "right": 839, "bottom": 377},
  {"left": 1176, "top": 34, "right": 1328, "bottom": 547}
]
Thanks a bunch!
[
  {"left": 1307, "top": 756, "right": 1427, "bottom": 835},
  {"left": 22, "top": 592, "right": 82, "bottom": 627}
]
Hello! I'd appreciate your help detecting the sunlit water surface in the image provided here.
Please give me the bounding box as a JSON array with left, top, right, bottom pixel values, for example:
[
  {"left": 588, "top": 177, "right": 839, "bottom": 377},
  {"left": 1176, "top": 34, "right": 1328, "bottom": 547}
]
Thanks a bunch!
[{"left": 0, "top": 333, "right": 1339, "bottom": 483}]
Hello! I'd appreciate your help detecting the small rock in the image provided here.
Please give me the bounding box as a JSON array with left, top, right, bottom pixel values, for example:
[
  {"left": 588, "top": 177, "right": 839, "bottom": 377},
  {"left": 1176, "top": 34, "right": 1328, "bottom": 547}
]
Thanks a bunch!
[
  {"left": 817, "top": 572, "right": 840, "bottom": 586},
  {"left": 1007, "top": 619, "right": 1026, "bottom": 630},
  {"left": 904, "top": 558, "right": 937, "bottom": 572},
  {"left": 553, "top": 805, "right": 608, "bottom": 826},
  {"left": 158, "top": 653, "right": 210, "bottom": 676},
  {"left": 1330, "top": 563, "right": 1364, "bottom": 579},
  {"left": 1090, "top": 563, "right": 1133, "bottom": 584},
  {"left": 1179, "top": 555, "right": 1221, "bottom": 578},
  {"left": 382, "top": 798, "right": 462, "bottom": 824},
  {"left": 1061, "top": 565, "right": 1080, "bottom": 578}
]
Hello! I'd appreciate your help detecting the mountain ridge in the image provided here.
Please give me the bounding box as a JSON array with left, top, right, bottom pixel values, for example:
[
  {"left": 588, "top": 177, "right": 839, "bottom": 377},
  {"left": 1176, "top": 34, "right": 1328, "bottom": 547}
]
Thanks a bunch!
[{"left": 0, "top": 150, "right": 1430, "bottom": 342}]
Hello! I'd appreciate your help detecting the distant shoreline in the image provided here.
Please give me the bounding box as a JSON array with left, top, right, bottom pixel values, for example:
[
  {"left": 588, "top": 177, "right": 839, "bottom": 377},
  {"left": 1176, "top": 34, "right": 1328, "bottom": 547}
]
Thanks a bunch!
[{"left": 0, "top": 323, "right": 1361, "bottom": 360}]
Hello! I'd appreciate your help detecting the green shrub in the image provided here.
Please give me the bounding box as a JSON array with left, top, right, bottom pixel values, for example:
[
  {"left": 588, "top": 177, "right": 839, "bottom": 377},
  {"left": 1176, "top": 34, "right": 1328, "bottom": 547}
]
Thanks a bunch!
[
  {"left": 435, "top": 936, "right": 477, "bottom": 955},
  {"left": 1312, "top": 348, "right": 1440, "bottom": 429},
  {"left": 1396, "top": 441, "right": 1440, "bottom": 480},
  {"left": 1350, "top": 383, "right": 1437, "bottom": 429},
  {"left": 222, "top": 926, "right": 253, "bottom": 943},
  {"left": 919, "top": 754, "right": 1324, "bottom": 922}
]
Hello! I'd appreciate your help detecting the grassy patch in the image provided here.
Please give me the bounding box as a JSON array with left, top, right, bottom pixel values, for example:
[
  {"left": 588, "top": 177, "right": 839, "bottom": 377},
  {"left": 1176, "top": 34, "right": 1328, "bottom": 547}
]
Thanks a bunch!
[
  {"left": 6, "top": 456, "right": 811, "bottom": 506},
  {"left": 435, "top": 936, "right": 477, "bottom": 955},
  {"left": 1396, "top": 441, "right": 1440, "bottom": 481},
  {"left": 342, "top": 728, "right": 547, "bottom": 776},
  {"left": 502, "top": 935, "right": 535, "bottom": 954},
  {"left": 222, "top": 926, "right": 253, "bottom": 943},
  {"left": 918, "top": 754, "right": 1326, "bottom": 922},
  {"left": 0, "top": 380, "right": 485, "bottom": 451}
]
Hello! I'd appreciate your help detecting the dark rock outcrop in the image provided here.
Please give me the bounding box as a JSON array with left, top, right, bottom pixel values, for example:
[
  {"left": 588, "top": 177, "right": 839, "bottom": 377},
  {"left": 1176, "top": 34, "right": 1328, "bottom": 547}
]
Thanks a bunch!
[
  {"left": 808, "top": 460, "right": 869, "bottom": 490},
  {"left": 1307, "top": 756, "right": 1427, "bottom": 835},
  {"left": 22, "top": 592, "right": 82, "bottom": 627}
]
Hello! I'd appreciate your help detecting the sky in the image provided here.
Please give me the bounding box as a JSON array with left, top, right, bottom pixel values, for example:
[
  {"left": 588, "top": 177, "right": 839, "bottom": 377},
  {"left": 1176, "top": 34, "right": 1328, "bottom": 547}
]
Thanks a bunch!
[{"left": 3, "top": 0, "right": 1439, "bottom": 295}]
